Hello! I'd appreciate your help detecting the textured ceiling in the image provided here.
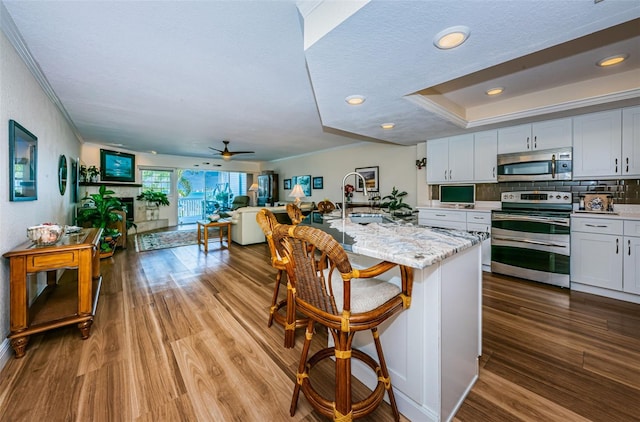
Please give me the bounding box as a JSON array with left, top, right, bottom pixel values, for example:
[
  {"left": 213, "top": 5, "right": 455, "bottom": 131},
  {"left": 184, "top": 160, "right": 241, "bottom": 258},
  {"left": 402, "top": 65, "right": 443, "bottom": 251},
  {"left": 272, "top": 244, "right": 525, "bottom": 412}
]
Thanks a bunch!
[{"left": 2, "top": 0, "right": 639, "bottom": 162}]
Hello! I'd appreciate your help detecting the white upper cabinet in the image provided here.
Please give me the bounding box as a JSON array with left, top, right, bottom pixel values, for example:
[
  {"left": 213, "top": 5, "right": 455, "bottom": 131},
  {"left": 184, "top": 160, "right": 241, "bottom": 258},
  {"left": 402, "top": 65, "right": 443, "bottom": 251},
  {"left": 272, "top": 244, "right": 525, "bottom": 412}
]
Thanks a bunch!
[
  {"left": 573, "top": 109, "right": 622, "bottom": 178},
  {"left": 473, "top": 130, "right": 497, "bottom": 182},
  {"left": 426, "top": 134, "right": 474, "bottom": 184},
  {"left": 497, "top": 118, "right": 572, "bottom": 154},
  {"left": 622, "top": 105, "right": 640, "bottom": 177}
]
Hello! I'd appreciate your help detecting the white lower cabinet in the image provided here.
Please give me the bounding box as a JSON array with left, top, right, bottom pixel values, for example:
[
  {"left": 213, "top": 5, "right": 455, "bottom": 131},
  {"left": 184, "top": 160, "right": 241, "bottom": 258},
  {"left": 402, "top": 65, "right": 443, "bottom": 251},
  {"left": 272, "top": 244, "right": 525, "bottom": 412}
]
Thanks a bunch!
[
  {"left": 623, "top": 220, "right": 640, "bottom": 295},
  {"left": 571, "top": 217, "right": 640, "bottom": 302}
]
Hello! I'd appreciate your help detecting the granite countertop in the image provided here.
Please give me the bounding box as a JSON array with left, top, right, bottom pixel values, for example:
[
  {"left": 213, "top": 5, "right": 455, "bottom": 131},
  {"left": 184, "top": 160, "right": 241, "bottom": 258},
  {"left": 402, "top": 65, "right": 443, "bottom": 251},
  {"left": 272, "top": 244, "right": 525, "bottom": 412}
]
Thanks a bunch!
[{"left": 302, "top": 212, "right": 487, "bottom": 269}]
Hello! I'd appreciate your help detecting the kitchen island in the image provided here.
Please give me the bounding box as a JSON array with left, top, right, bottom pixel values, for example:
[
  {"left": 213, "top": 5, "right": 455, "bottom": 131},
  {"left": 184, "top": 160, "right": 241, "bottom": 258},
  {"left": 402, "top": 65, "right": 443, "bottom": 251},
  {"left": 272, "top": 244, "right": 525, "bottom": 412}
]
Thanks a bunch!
[{"left": 302, "top": 212, "right": 486, "bottom": 422}]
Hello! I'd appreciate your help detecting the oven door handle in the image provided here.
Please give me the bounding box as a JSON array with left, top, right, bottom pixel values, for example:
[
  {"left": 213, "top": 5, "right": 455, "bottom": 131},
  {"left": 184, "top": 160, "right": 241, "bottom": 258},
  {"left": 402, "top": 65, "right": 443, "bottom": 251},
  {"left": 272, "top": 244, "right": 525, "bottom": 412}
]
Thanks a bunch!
[
  {"left": 493, "top": 236, "right": 568, "bottom": 248},
  {"left": 492, "top": 214, "right": 570, "bottom": 225}
]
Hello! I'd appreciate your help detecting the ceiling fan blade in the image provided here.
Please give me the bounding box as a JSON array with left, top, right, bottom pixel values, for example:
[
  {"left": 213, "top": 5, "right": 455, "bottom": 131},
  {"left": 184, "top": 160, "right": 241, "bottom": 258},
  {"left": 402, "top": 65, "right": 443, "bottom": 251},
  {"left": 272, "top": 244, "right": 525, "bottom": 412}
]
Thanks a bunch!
[
  {"left": 208, "top": 147, "right": 224, "bottom": 153},
  {"left": 229, "top": 151, "right": 255, "bottom": 155}
]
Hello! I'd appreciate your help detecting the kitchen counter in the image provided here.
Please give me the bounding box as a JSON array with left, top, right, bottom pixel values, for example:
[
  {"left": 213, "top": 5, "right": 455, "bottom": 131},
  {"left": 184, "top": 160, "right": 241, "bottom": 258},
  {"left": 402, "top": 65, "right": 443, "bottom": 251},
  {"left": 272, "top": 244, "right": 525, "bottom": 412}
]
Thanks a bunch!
[
  {"left": 302, "top": 211, "right": 484, "bottom": 421},
  {"left": 303, "top": 211, "right": 487, "bottom": 269}
]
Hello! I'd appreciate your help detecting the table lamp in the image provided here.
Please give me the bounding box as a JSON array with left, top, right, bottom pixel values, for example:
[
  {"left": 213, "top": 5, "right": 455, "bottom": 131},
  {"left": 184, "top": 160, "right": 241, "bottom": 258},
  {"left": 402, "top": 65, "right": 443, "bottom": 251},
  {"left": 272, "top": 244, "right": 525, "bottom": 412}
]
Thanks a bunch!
[
  {"left": 248, "top": 183, "right": 259, "bottom": 206},
  {"left": 289, "top": 184, "right": 305, "bottom": 205}
]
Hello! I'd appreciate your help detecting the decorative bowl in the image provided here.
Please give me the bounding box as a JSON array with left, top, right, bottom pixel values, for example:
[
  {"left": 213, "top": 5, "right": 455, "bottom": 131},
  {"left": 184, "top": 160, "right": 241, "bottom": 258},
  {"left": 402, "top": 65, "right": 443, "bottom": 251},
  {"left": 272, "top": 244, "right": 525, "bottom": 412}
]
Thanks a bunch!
[
  {"left": 208, "top": 214, "right": 220, "bottom": 222},
  {"left": 27, "top": 224, "right": 65, "bottom": 246}
]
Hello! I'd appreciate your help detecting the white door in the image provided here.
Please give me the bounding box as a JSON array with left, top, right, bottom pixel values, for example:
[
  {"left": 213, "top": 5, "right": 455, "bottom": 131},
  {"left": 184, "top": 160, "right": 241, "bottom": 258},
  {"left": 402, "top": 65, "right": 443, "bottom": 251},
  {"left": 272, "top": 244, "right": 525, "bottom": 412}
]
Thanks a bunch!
[
  {"left": 571, "top": 231, "right": 623, "bottom": 290},
  {"left": 623, "top": 236, "right": 640, "bottom": 295},
  {"left": 498, "top": 124, "right": 531, "bottom": 154},
  {"left": 573, "top": 110, "right": 622, "bottom": 178},
  {"left": 532, "top": 118, "right": 572, "bottom": 150},
  {"left": 474, "top": 130, "right": 497, "bottom": 182},
  {"left": 622, "top": 106, "right": 640, "bottom": 177},
  {"left": 426, "top": 138, "right": 449, "bottom": 183},
  {"left": 448, "top": 134, "right": 474, "bottom": 182}
]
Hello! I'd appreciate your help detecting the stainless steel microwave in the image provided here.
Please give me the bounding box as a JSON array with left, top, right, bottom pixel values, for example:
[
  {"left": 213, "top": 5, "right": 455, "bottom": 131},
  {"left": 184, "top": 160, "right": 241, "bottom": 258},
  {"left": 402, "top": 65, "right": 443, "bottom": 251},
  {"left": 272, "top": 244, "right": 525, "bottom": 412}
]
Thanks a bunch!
[{"left": 497, "top": 147, "right": 572, "bottom": 182}]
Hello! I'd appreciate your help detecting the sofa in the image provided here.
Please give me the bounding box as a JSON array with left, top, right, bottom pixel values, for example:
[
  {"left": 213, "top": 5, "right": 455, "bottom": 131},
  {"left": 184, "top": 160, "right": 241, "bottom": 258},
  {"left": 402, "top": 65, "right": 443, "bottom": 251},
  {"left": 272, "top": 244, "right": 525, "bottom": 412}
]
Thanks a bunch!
[{"left": 230, "top": 202, "right": 315, "bottom": 245}]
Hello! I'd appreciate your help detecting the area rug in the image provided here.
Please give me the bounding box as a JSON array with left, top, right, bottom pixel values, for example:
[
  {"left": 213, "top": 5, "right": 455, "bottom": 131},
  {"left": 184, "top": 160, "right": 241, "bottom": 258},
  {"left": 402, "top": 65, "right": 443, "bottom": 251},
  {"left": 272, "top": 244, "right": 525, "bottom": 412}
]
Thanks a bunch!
[{"left": 135, "top": 229, "right": 198, "bottom": 252}]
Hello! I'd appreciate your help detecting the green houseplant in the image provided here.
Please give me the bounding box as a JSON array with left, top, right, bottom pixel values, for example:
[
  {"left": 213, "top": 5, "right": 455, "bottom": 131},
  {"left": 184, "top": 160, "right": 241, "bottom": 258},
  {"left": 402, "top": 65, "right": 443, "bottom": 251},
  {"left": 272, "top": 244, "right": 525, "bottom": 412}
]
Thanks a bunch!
[
  {"left": 77, "top": 185, "right": 125, "bottom": 257},
  {"left": 380, "top": 186, "right": 412, "bottom": 215},
  {"left": 136, "top": 190, "right": 170, "bottom": 207}
]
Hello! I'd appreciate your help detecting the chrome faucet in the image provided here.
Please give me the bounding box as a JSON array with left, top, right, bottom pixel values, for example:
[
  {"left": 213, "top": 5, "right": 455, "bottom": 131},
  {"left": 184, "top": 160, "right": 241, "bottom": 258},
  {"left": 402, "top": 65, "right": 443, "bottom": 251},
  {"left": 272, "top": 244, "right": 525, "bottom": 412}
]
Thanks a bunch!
[{"left": 342, "top": 171, "right": 368, "bottom": 219}]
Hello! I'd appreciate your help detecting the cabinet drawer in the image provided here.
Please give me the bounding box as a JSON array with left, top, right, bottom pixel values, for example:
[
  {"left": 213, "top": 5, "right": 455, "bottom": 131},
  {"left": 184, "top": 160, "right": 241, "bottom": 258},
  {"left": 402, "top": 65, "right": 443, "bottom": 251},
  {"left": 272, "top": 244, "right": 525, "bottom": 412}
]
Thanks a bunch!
[
  {"left": 419, "top": 219, "right": 467, "bottom": 231},
  {"left": 418, "top": 209, "right": 466, "bottom": 222},
  {"left": 466, "top": 211, "right": 490, "bottom": 224},
  {"left": 572, "top": 218, "right": 622, "bottom": 235},
  {"left": 467, "top": 222, "right": 490, "bottom": 233},
  {"left": 624, "top": 220, "right": 640, "bottom": 237},
  {"left": 28, "top": 250, "right": 79, "bottom": 271}
]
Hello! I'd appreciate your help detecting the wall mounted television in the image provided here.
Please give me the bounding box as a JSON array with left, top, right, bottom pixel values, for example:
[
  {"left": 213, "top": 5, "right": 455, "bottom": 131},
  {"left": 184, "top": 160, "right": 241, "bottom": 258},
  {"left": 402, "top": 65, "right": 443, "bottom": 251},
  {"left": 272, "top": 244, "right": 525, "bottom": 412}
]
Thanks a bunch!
[
  {"left": 100, "top": 149, "right": 136, "bottom": 182},
  {"left": 439, "top": 184, "right": 475, "bottom": 208}
]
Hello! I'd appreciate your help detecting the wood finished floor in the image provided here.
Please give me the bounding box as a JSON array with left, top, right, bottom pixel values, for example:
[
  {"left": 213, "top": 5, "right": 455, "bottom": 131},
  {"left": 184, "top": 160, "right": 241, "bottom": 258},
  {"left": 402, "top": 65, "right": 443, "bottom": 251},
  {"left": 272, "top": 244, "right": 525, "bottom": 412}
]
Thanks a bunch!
[{"left": 1, "top": 229, "right": 639, "bottom": 421}]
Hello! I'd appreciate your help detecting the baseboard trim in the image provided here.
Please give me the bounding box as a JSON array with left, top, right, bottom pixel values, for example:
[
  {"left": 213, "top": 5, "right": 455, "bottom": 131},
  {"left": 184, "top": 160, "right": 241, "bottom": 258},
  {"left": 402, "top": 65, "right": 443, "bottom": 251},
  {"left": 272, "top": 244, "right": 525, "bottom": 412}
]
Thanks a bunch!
[{"left": 0, "top": 338, "right": 12, "bottom": 371}]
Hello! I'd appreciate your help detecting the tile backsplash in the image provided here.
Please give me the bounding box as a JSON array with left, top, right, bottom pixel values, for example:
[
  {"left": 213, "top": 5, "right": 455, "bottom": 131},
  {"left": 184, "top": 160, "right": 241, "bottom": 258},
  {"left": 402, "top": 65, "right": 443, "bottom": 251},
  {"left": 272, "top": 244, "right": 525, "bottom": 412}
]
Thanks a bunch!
[{"left": 430, "top": 179, "right": 640, "bottom": 204}]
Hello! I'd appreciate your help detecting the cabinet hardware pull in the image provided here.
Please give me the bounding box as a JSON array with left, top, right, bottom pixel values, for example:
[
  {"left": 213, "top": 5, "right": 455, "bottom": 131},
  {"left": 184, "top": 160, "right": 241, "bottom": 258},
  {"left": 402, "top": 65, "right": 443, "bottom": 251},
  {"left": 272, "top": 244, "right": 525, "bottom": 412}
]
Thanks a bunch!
[
  {"left": 449, "top": 169, "right": 452, "bottom": 179},
  {"left": 492, "top": 166, "right": 495, "bottom": 178},
  {"left": 435, "top": 214, "right": 446, "bottom": 217},
  {"left": 444, "top": 170, "right": 447, "bottom": 180},
  {"left": 615, "top": 158, "right": 618, "bottom": 173},
  {"left": 534, "top": 136, "right": 537, "bottom": 149},
  {"left": 526, "top": 136, "right": 530, "bottom": 149},
  {"left": 629, "top": 239, "right": 632, "bottom": 256},
  {"left": 585, "top": 224, "right": 608, "bottom": 228},
  {"left": 616, "top": 238, "right": 619, "bottom": 254},
  {"left": 626, "top": 157, "right": 629, "bottom": 173},
  {"left": 473, "top": 216, "right": 482, "bottom": 219}
]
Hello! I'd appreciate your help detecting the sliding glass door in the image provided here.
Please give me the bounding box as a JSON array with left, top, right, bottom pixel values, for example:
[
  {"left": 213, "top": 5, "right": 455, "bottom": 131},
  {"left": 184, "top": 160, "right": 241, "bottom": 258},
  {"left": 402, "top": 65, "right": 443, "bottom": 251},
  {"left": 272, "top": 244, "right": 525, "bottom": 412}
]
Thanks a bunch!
[{"left": 177, "top": 170, "right": 247, "bottom": 225}]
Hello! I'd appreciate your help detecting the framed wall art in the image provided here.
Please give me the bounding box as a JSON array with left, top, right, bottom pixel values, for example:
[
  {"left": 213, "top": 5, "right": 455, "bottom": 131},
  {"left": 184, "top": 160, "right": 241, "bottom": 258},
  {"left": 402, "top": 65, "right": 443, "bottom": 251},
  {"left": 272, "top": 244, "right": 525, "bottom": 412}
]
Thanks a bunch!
[
  {"left": 9, "top": 120, "right": 38, "bottom": 201},
  {"left": 284, "top": 178, "right": 291, "bottom": 189},
  {"left": 313, "top": 176, "right": 323, "bottom": 189},
  {"left": 355, "top": 166, "right": 379, "bottom": 192},
  {"left": 296, "top": 174, "right": 312, "bottom": 196}
]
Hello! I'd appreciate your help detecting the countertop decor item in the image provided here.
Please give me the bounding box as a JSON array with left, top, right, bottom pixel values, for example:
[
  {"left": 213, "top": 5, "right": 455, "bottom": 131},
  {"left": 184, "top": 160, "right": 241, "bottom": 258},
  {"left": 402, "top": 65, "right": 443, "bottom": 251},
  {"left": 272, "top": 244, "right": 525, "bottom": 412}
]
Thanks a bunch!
[
  {"left": 584, "top": 193, "right": 611, "bottom": 212},
  {"left": 27, "top": 224, "right": 64, "bottom": 246}
]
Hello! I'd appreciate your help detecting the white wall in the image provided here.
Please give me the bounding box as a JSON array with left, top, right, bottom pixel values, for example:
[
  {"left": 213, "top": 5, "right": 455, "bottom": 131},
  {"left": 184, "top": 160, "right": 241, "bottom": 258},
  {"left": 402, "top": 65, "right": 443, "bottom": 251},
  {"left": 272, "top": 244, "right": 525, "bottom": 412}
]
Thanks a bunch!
[
  {"left": 268, "top": 142, "right": 429, "bottom": 208},
  {"left": 0, "top": 30, "right": 81, "bottom": 360}
]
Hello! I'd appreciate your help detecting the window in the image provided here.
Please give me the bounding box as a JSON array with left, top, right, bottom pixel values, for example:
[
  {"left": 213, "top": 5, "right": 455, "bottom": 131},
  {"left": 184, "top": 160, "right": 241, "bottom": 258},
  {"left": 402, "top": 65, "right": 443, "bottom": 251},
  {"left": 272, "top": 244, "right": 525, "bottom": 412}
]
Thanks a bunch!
[{"left": 141, "top": 169, "right": 172, "bottom": 194}]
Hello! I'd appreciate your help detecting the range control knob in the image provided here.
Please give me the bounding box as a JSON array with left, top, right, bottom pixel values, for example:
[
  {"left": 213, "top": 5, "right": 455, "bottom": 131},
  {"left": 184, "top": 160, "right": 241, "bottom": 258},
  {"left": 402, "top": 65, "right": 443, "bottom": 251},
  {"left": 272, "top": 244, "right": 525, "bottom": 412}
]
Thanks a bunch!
[
  {"left": 556, "top": 195, "right": 561, "bottom": 199},
  {"left": 563, "top": 195, "right": 569, "bottom": 200}
]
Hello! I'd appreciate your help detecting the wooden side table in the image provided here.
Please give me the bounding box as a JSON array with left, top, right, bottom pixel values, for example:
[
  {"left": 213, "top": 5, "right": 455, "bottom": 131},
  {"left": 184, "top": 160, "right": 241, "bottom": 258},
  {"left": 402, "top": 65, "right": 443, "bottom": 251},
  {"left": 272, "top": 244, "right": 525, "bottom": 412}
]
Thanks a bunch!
[
  {"left": 197, "top": 219, "right": 232, "bottom": 252},
  {"left": 2, "top": 228, "right": 102, "bottom": 358}
]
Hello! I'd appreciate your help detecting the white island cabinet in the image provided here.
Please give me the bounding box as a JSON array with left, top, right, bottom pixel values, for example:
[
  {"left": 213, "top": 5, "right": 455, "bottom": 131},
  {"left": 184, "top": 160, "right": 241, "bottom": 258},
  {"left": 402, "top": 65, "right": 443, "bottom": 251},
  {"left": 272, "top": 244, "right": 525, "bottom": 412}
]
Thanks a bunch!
[{"left": 319, "top": 218, "right": 485, "bottom": 421}]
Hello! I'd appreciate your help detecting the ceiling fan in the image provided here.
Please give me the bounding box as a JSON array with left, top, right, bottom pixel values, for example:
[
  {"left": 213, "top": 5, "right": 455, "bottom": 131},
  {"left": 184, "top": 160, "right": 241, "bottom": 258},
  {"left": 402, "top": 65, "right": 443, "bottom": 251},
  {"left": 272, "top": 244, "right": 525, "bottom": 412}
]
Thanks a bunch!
[{"left": 209, "top": 140, "right": 255, "bottom": 161}]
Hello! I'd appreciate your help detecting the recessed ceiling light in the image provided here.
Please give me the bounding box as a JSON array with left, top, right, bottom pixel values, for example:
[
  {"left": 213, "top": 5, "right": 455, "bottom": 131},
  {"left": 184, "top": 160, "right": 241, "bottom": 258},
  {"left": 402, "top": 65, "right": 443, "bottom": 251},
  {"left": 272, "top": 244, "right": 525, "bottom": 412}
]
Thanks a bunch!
[
  {"left": 597, "top": 54, "right": 628, "bottom": 67},
  {"left": 150, "top": 150, "right": 157, "bottom": 155},
  {"left": 434, "top": 26, "right": 470, "bottom": 50},
  {"left": 345, "top": 95, "right": 366, "bottom": 105},
  {"left": 485, "top": 87, "right": 504, "bottom": 96},
  {"left": 381, "top": 123, "right": 395, "bottom": 129}
]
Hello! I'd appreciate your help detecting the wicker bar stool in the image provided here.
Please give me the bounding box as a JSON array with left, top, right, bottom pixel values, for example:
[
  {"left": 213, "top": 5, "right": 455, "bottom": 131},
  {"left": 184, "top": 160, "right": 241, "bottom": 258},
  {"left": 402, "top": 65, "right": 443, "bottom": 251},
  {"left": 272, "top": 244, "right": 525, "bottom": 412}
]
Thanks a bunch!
[
  {"left": 256, "top": 209, "right": 308, "bottom": 348},
  {"left": 286, "top": 203, "right": 304, "bottom": 224},
  {"left": 274, "top": 224, "right": 413, "bottom": 422}
]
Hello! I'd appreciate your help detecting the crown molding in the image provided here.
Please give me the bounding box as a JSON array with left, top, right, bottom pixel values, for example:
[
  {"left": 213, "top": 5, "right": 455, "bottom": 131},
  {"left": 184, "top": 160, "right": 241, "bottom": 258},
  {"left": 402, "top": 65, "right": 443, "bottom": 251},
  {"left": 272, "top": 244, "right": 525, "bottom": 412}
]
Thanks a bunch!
[{"left": 1, "top": 3, "right": 83, "bottom": 142}]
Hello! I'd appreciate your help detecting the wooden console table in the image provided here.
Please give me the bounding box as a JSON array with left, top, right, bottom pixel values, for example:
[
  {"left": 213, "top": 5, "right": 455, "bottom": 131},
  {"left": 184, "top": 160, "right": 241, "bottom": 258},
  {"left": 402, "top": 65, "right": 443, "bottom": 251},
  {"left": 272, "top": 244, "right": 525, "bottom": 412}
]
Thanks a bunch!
[
  {"left": 2, "top": 228, "right": 102, "bottom": 358},
  {"left": 197, "top": 219, "right": 232, "bottom": 252}
]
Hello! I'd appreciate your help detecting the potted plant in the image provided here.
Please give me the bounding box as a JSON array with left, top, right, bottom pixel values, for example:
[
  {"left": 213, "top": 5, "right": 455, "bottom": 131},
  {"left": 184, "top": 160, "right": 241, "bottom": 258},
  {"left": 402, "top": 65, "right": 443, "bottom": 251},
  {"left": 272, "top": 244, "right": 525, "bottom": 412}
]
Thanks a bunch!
[
  {"left": 380, "top": 186, "right": 412, "bottom": 216},
  {"left": 77, "top": 185, "right": 125, "bottom": 258},
  {"left": 136, "top": 190, "right": 170, "bottom": 220},
  {"left": 87, "top": 165, "right": 100, "bottom": 183}
]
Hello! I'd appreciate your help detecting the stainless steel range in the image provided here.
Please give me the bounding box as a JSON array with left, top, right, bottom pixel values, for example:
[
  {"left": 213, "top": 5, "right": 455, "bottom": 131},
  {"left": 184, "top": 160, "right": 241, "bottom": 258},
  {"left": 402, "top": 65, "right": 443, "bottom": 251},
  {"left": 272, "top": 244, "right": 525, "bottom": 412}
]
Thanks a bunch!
[{"left": 491, "top": 191, "right": 572, "bottom": 288}]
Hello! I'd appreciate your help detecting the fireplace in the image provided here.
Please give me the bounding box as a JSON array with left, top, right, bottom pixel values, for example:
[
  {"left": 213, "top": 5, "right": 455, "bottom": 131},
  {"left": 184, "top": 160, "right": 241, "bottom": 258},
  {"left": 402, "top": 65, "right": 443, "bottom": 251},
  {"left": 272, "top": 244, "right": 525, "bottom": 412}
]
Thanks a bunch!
[{"left": 119, "top": 197, "right": 135, "bottom": 221}]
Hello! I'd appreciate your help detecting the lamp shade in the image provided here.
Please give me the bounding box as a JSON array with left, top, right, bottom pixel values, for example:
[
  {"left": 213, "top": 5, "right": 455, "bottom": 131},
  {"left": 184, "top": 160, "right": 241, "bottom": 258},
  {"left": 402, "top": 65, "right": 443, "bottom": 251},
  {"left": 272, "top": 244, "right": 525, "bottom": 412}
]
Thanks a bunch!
[
  {"left": 248, "top": 183, "right": 259, "bottom": 192},
  {"left": 289, "top": 184, "right": 305, "bottom": 204}
]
